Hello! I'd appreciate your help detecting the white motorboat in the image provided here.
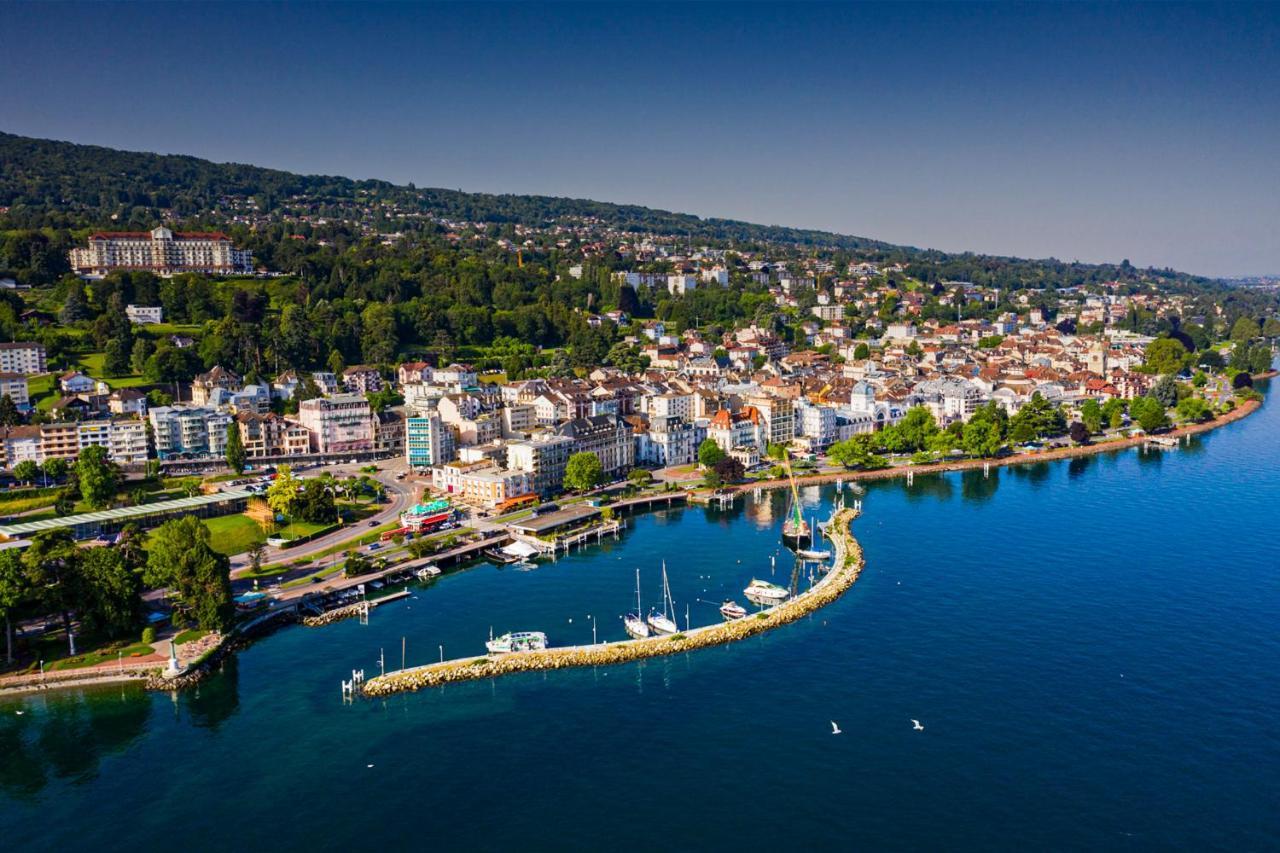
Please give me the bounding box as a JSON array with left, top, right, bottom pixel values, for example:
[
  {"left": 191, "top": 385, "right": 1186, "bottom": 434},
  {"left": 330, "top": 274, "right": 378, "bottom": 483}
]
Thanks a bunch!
[
  {"left": 744, "top": 578, "right": 789, "bottom": 604},
  {"left": 415, "top": 565, "right": 441, "bottom": 580},
  {"left": 795, "top": 549, "right": 832, "bottom": 561},
  {"left": 719, "top": 600, "right": 748, "bottom": 620}
]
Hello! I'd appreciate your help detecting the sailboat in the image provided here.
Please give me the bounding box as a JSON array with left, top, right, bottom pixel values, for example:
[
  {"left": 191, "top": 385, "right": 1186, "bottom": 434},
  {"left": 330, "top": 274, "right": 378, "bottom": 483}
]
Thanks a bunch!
[
  {"left": 780, "top": 449, "right": 811, "bottom": 547},
  {"left": 647, "top": 561, "right": 679, "bottom": 635},
  {"left": 623, "top": 568, "right": 651, "bottom": 639}
]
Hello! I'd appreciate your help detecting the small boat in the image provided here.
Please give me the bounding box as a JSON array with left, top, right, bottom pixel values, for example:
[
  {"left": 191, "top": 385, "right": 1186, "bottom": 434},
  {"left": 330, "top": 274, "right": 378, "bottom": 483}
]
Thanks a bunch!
[
  {"left": 368, "top": 580, "right": 385, "bottom": 590},
  {"left": 646, "top": 561, "right": 679, "bottom": 635},
  {"left": 719, "top": 600, "right": 748, "bottom": 620},
  {"left": 415, "top": 565, "right": 441, "bottom": 580},
  {"left": 513, "top": 560, "right": 537, "bottom": 571},
  {"left": 624, "top": 568, "right": 651, "bottom": 639},
  {"left": 486, "top": 630, "right": 548, "bottom": 654},
  {"left": 484, "top": 547, "right": 520, "bottom": 564},
  {"left": 796, "top": 549, "right": 832, "bottom": 561},
  {"left": 744, "top": 578, "right": 789, "bottom": 604}
]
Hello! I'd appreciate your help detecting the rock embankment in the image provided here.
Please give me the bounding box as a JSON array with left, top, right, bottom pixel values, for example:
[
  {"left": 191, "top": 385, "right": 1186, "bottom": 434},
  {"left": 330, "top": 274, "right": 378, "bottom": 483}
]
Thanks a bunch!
[
  {"left": 301, "top": 601, "right": 368, "bottom": 627},
  {"left": 362, "top": 507, "right": 864, "bottom": 697}
]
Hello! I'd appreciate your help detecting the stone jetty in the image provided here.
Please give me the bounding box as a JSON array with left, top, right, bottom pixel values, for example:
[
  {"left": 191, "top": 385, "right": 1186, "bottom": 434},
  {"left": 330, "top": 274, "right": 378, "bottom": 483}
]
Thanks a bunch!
[{"left": 361, "top": 507, "right": 864, "bottom": 697}]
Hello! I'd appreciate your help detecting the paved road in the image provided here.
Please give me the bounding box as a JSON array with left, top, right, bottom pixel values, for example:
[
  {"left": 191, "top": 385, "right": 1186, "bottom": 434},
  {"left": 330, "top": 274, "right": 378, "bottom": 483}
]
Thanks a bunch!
[{"left": 228, "top": 460, "right": 419, "bottom": 575}]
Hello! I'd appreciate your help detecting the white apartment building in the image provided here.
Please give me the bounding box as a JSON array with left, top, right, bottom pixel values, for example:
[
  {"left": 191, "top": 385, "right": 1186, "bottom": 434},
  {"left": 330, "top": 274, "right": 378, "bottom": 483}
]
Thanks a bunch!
[
  {"left": 667, "top": 274, "right": 699, "bottom": 296},
  {"left": 430, "top": 461, "right": 533, "bottom": 509},
  {"left": 648, "top": 392, "right": 694, "bottom": 421},
  {"left": 0, "top": 373, "right": 31, "bottom": 412},
  {"left": 507, "top": 435, "right": 574, "bottom": 496},
  {"left": 297, "top": 394, "right": 374, "bottom": 454},
  {"left": 149, "top": 405, "right": 233, "bottom": 459},
  {"left": 0, "top": 342, "right": 47, "bottom": 374},
  {"left": 70, "top": 227, "right": 253, "bottom": 276}
]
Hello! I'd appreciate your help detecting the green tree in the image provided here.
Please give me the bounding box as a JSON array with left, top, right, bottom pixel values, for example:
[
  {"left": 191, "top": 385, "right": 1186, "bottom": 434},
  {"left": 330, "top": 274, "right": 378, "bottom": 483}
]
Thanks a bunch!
[
  {"left": 697, "top": 438, "right": 726, "bottom": 468},
  {"left": 1101, "top": 398, "right": 1127, "bottom": 430},
  {"left": 296, "top": 478, "right": 337, "bottom": 524},
  {"left": 627, "top": 468, "right": 653, "bottom": 487},
  {"left": 76, "top": 444, "right": 119, "bottom": 509},
  {"left": 1080, "top": 398, "right": 1103, "bottom": 434},
  {"left": 0, "top": 394, "right": 19, "bottom": 427},
  {"left": 1143, "top": 338, "right": 1188, "bottom": 375},
  {"left": 102, "top": 337, "right": 132, "bottom": 377},
  {"left": 1176, "top": 396, "right": 1212, "bottom": 423},
  {"left": 962, "top": 419, "right": 1003, "bottom": 457},
  {"left": 266, "top": 464, "right": 300, "bottom": 530},
  {"left": 12, "top": 459, "right": 38, "bottom": 485},
  {"left": 145, "top": 517, "right": 233, "bottom": 631},
  {"left": 225, "top": 420, "right": 246, "bottom": 474},
  {"left": 44, "top": 457, "right": 69, "bottom": 483},
  {"left": 1151, "top": 375, "right": 1179, "bottom": 408},
  {"left": 852, "top": 342, "right": 871, "bottom": 360},
  {"left": 1230, "top": 316, "right": 1261, "bottom": 341},
  {"left": 1130, "top": 395, "right": 1169, "bottom": 433},
  {"left": 563, "top": 451, "right": 604, "bottom": 492},
  {"left": 77, "top": 547, "right": 142, "bottom": 638},
  {"left": 1262, "top": 317, "right": 1280, "bottom": 338},
  {"left": 0, "top": 550, "right": 26, "bottom": 664},
  {"left": 21, "top": 530, "right": 81, "bottom": 655}
]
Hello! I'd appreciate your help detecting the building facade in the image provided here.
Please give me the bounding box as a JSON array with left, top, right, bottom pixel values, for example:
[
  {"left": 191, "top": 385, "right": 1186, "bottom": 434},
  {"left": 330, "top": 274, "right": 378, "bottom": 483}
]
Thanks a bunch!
[
  {"left": 297, "top": 395, "right": 374, "bottom": 454},
  {"left": 70, "top": 227, "right": 253, "bottom": 276}
]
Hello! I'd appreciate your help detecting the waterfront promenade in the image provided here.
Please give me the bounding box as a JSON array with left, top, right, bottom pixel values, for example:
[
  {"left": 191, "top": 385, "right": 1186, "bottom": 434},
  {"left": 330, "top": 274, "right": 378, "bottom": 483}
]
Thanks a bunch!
[{"left": 360, "top": 505, "right": 865, "bottom": 696}]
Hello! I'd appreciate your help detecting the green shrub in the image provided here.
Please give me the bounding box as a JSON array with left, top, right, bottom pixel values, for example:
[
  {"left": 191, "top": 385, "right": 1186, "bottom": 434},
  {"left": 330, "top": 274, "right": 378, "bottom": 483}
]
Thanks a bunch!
[{"left": 141, "top": 626, "right": 156, "bottom": 644}]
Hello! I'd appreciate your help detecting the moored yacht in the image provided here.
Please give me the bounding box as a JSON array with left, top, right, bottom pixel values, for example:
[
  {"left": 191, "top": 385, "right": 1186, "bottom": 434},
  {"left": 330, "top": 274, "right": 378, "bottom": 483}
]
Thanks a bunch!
[
  {"left": 646, "top": 561, "right": 679, "bottom": 635},
  {"left": 744, "top": 578, "right": 789, "bottom": 604},
  {"left": 624, "top": 568, "right": 651, "bottom": 639},
  {"left": 719, "top": 600, "right": 748, "bottom": 620}
]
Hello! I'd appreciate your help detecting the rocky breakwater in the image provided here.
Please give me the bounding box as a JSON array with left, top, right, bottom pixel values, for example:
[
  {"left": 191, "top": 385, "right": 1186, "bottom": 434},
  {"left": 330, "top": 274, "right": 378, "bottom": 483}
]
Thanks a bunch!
[
  {"left": 362, "top": 508, "right": 865, "bottom": 697},
  {"left": 302, "top": 601, "right": 369, "bottom": 627}
]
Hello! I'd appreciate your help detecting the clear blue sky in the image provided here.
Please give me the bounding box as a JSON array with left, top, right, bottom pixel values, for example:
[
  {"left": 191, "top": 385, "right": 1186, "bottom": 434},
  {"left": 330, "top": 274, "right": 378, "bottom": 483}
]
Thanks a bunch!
[{"left": 2, "top": 2, "right": 1277, "bottom": 276}]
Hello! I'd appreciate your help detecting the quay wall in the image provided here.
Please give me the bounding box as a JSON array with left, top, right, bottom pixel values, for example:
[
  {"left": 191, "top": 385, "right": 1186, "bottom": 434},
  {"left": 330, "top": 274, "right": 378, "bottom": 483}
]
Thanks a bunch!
[{"left": 361, "top": 507, "right": 865, "bottom": 697}]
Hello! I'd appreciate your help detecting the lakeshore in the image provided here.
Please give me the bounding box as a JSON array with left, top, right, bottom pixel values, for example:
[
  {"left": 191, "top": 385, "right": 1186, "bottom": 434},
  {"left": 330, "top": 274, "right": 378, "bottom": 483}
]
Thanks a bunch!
[{"left": 0, "top": 389, "right": 1267, "bottom": 698}]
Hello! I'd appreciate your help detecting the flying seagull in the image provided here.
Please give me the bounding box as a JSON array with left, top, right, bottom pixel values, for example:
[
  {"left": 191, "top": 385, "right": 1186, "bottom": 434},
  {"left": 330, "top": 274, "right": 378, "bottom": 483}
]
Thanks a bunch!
[
  {"left": 831, "top": 721, "right": 842, "bottom": 735},
  {"left": 912, "top": 720, "right": 924, "bottom": 731}
]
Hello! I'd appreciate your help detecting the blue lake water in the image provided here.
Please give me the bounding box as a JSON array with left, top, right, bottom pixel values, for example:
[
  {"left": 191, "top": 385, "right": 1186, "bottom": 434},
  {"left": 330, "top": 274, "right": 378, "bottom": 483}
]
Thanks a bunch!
[{"left": 2, "top": 384, "right": 1279, "bottom": 851}]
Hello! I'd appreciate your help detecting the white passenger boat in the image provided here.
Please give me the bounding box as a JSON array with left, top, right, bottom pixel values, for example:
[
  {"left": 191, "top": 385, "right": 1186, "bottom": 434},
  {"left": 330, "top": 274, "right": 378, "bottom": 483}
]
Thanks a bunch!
[
  {"left": 795, "top": 549, "right": 832, "bottom": 561},
  {"left": 485, "top": 630, "right": 548, "bottom": 654},
  {"left": 719, "top": 600, "right": 748, "bottom": 620},
  {"left": 415, "top": 565, "right": 441, "bottom": 580}
]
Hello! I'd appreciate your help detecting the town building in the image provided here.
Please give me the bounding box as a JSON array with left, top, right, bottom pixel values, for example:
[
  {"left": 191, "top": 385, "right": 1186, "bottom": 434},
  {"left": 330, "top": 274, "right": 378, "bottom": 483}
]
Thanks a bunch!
[
  {"left": 405, "top": 412, "right": 455, "bottom": 470},
  {"left": 125, "top": 305, "right": 164, "bottom": 324},
  {"left": 236, "top": 412, "right": 312, "bottom": 458},
  {"left": 430, "top": 460, "right": 533, "bottom": 509},
  {"left": 0, "top": 342, "right": 47, "bottom": 374},
  {"left": 69, "top": 227, "right": 253, "bottom": 276},
  {"left": 0, "top": 373, "right": 31, "bottom": 412},
  {"left": 297, "top": 394, "right": 374, "bottom": 454},
  {"left": 557, "top": 415, "right": 635, "bottom": 478},
  {"left": 506, "top": 434, "right": 574, "bottom": 496}
]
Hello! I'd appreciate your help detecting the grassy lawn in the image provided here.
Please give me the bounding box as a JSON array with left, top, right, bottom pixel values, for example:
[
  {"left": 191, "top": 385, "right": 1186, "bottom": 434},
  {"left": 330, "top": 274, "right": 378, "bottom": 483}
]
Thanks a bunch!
[
  {"left": 203, "top": 513, "right": 268, "bottom": 556},
  {"left": 173, "top": 628, "right": 209, "bottom": 645},
  {"left": 247, "top": 519, "right": 403, "bottom": 575},
  {"left": 45, "top": 641, "right": 157, "bottom": 672},
  {"left": 141, "top": 323, "right": 203, "bottom": 338},
  {"left": 0, "top": 492, "right": 60, "bottom": 514},
  {"left": 76, "top": 352, "right": 151, "bottom": 389}
]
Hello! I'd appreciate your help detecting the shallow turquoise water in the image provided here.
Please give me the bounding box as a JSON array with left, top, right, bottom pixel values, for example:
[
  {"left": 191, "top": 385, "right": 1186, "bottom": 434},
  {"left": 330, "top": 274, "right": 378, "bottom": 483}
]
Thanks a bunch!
[{"left": 2, "top": 384, "right": 1278, "bottom": 851}]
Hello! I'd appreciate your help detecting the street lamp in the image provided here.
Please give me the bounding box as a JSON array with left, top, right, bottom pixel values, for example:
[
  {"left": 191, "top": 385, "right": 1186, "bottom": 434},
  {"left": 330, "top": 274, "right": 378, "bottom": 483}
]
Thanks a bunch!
[{"left": 588, "top": 614, "right": 596, "bottom": 645}]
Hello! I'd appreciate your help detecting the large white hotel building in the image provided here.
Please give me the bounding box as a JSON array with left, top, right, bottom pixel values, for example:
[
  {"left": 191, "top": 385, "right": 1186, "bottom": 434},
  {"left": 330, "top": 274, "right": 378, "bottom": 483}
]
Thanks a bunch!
[{"left": 69, "top": 227, "right": 253, "bottom": 276}]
